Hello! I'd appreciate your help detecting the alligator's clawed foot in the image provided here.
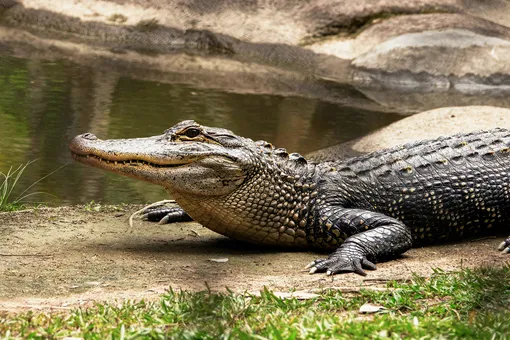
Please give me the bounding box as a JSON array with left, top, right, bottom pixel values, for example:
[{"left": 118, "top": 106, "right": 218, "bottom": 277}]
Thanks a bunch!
[
  {"left": 129, "top": 200, "right": 193, "bottom": 227},
  {"left": 141, "top": 206, "right": 193, "bottom": 224},
  {"left": 498, "top": 237, "right": 510, "bottom": 254},
  {"left": 306, "top": 249, "right": 377, "bottom": 276}
]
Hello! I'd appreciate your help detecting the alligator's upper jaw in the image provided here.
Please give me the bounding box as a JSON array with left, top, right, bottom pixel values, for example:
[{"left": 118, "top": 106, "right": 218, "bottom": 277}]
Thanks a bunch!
[{"left": 69, "top": 133, "right": 192, "bottom": 183}]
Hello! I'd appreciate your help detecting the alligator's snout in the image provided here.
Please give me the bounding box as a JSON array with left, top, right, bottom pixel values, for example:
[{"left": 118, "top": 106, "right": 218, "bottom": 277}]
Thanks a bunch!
[{"left": 69, "top": 133, "right": 99, "bottom": 156}]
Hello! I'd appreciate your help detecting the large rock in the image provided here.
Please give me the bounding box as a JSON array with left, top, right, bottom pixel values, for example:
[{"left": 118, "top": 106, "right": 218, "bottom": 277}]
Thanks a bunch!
[
  {"left": 307, "top": 106, "right": 510, "bottom": 161},
  {"left": 3, "top": 0, "right": 510, "bottom": 111},
  {"left": 351, "top": 16, "right": 510, "bottom": 90},
  {"left": 310, "top": 12, "right": 510, "bottom": 93},
  {"left": 15, "top": 0, "right": 462, "bottom": 45}
]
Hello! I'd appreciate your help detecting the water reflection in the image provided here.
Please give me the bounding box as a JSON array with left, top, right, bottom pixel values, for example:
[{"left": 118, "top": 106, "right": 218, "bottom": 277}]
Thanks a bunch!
[{"left": 0, "top": 55, "right": 400, "bottom": 205}]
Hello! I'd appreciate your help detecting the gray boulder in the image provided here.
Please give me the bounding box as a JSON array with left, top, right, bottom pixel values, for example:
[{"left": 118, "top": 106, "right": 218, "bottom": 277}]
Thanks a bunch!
[
  {"left": 308, "top": 106, "right": 510, "bottom": 161},
  {"left": 3, "top": 0, "right": 510, "bottom": 111}
]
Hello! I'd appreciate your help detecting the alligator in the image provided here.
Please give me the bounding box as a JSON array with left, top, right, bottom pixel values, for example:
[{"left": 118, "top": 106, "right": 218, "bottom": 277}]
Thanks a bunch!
[{"left": 69, "top": 120, "right": 510, "bottom": 276}]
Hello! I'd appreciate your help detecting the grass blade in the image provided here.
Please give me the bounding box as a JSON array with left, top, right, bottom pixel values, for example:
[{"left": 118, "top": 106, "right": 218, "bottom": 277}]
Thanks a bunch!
[{"left": 0, "top": 160, "right": 63, "bottom": 211}]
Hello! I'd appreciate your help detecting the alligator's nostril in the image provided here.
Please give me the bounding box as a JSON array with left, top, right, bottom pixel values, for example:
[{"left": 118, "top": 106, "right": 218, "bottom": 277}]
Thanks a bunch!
[{"left": 82, "top": 133, "right": 97, "bottom": 140}]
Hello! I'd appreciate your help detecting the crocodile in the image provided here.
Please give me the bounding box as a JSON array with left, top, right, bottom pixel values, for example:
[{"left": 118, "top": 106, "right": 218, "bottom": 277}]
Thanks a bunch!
[{"left": 69, "top": 120, "right": 510, "bottom": 276}]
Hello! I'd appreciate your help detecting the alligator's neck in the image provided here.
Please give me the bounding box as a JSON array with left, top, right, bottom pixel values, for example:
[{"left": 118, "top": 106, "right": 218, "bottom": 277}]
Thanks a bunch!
[{"left": 166, "top": 154, "right": 321, "bottom": 248}]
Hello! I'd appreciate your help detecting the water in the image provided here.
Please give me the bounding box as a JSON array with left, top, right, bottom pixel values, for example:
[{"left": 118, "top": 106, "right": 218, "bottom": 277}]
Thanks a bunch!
[{"left": 0, "top": 55, "right": 403, "bottom": 205}]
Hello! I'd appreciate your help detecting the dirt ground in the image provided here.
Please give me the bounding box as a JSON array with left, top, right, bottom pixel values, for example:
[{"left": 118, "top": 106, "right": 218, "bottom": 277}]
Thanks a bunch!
[{"left": 0, "top": 205, "right": 507, "bottom": 312}]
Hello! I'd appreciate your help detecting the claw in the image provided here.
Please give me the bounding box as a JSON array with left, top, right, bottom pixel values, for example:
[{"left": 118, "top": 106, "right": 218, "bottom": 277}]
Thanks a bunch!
[
  {"left": 503, "top": 247, "right": 510, "bottom": 254},
  {"left": 158, "top": 215, "right": 170, "bottom": 225},
  {"left": 354, "top": 267, "right": 367, "bottom": 276},
  {"left": 129, "top": 199, "right": 176, "bottom": 228},
  {"left": 308, "top": 252, "right": 376, "bottom": 276},
  {"left": 140, "top": 213, "right": 149, "bottom": 221},
  {"left": 305, "top": 260, "right": 323, "bottom": 269},
  {"left": 362, "top": 258, "right": 377, "bottom": 270},
  {"left": 498, "top": 241, "right": 507, "bottom": 251},
  {"left": 352, "top": 258, "right": 364, "bottom": 275}
]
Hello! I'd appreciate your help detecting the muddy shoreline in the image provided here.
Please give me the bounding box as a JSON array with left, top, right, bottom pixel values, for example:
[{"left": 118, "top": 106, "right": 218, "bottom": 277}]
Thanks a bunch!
[{"left": 0, "top": 205, "right": 507, "bottom": 312}]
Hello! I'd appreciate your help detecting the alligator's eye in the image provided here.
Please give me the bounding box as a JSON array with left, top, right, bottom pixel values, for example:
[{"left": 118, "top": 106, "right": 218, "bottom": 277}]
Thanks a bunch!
[{"left": 183, "top": 128, "right": 201, "bottom": 138}]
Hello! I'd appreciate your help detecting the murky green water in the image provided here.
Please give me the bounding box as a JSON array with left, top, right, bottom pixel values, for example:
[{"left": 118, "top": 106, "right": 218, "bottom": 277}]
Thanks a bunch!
[{"left": 0, "top": 55, "right": 402, "bottom": 205}]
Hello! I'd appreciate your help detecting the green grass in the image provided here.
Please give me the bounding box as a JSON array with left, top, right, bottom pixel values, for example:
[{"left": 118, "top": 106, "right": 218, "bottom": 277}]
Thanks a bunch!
[
  {"left": 1, "top": 265, "right": 509, "bottom": 339},
  {"left": 0, "top": 161, "right": 34, "bottom": 211},
  {"left": 0, "top": 161, "right": 63, "bottom": 212}
]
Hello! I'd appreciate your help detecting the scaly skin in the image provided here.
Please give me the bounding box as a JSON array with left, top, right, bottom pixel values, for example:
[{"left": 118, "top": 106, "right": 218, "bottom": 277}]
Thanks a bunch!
[{"left": 69, "top": 120, "right": 510, "bottom": 276}]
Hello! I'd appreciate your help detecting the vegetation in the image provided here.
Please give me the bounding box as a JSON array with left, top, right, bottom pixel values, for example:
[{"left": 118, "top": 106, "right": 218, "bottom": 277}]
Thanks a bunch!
[
  {"left": 1, "top": 265, "right": 509, "bottom": 339},
  {"left": 0, "top": 161, "right": 62, "bottom": 212},
  {"left": 0, "top": 161, "right": 34, "bottom": 211}
]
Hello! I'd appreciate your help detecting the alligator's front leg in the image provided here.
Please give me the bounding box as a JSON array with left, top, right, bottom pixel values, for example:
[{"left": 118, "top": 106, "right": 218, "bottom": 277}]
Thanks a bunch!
[
  {"left": 308, "top": 208, "right": 413, "bottom": 276},
  {"left": 135, "top": 200, "right": 193, "bottom": 225},
  {"left": 142, "top": 206, "right": 193, "bottom": 224}
]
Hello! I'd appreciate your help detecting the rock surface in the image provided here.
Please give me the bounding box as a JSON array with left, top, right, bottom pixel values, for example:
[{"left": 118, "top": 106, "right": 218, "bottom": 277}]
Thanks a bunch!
[
  {"left": 308, "top": 106, "right": 510, "bottom": 161},
  {"left": 1, "top": 0, "right": 510, "bottom": 100},
  {"left": 348, "top": 14, "right": 510, "bottom": 91}
]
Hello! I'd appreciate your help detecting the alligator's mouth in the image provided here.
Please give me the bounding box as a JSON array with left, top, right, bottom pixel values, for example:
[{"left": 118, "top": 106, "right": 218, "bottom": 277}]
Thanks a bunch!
[{"left": 71, "top": 152, "right": 188, "bottom": 169}]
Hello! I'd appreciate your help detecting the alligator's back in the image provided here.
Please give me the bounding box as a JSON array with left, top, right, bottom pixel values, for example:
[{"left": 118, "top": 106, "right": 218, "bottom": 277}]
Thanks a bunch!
[{"left": 325, "top": 128, "right": 510, "bottom": 245}]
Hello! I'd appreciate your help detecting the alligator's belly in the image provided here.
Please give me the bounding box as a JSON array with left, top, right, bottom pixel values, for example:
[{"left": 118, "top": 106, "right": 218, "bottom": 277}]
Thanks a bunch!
[{"left": 169, "top": 190, "right": 310, "bottom": 248}]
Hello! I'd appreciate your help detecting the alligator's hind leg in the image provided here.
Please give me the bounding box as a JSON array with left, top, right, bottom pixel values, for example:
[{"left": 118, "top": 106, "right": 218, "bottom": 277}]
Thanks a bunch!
[
  {"left": 129, "top": 200, "right": 193, "bottom": 227},
  {"left": 498, "top": 236, "right": 510, "bottom": 253},
  {"left": 307, "top": 208, "right": 413, "bottom": 276}
]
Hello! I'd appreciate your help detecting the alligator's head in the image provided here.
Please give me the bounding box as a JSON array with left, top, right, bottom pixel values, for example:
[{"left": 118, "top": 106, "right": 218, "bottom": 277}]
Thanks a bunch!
[
  {"left": 70, "top": 120, "right": 314, "bottom": 247},
  {"left": 69, "top": 120, "right": 257, "bottom": 197}
]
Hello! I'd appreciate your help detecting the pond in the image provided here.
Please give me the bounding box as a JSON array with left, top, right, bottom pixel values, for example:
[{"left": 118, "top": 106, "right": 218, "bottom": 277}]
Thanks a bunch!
[{"left": 0, "top": 54, "right": 404, "bottom": 205}]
